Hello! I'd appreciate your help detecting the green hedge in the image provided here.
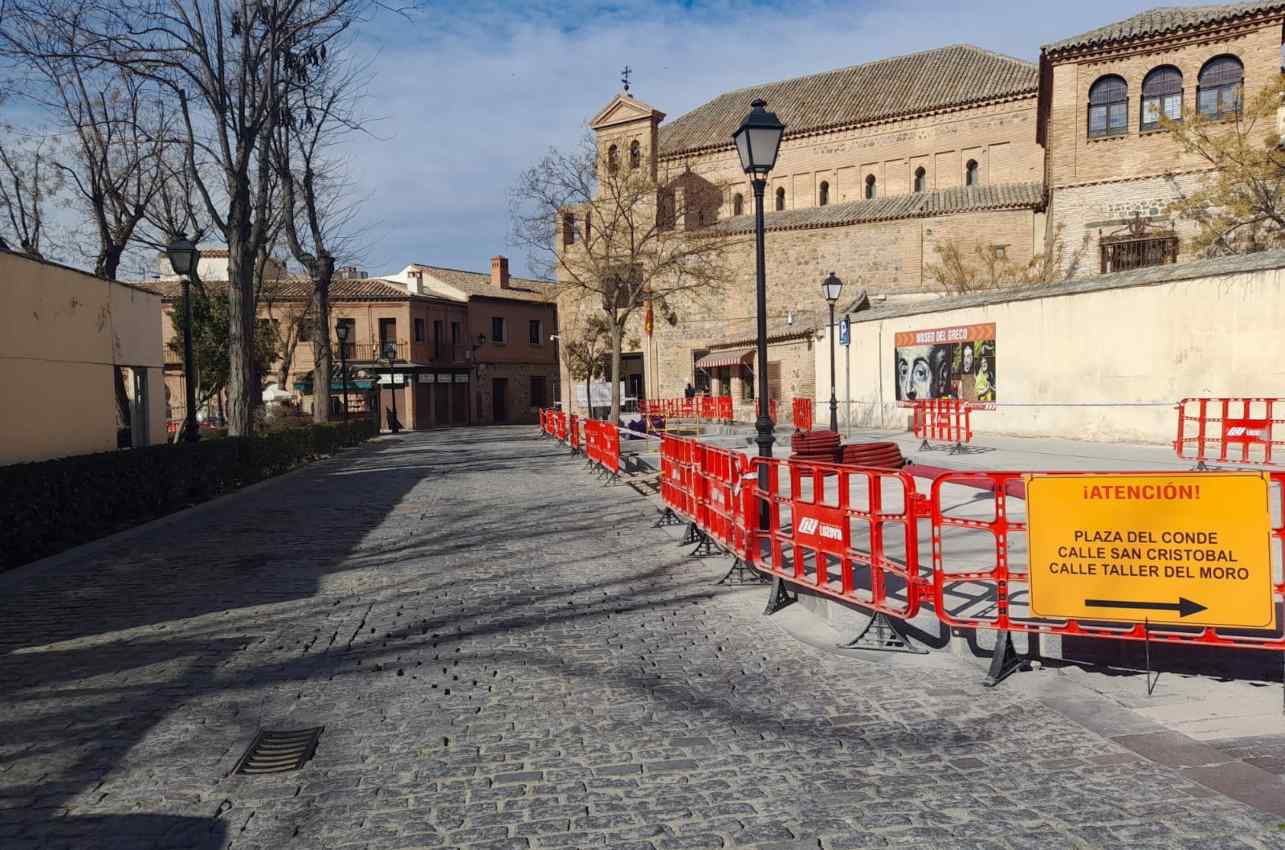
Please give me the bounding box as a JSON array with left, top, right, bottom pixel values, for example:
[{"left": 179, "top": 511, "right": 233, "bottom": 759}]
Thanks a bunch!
[{"left": 0, "top": 418, "right": 379, "bottom": 573}]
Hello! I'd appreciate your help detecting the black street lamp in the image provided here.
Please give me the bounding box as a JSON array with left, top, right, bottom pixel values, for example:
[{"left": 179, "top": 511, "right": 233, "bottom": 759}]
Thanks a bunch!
[
  {"left": 334, "top": 319, "right": 350, "bottom": 422},
  {"left": 165, "top": 234, "right": 201, "bottom": 443},
  {"left": 732, "top": 98, "right": 785, "bottom": 528},
  {"left": 822, "top": 271, "right": 844, "bottom": 433},
  {"left": 382, "top": 340, "right": 400, "bottom": 433}
]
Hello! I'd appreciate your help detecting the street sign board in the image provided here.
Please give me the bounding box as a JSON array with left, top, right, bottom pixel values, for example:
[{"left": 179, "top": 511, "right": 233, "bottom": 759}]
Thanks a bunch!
[
  {"left": 1027, "top": 472, "right": 1275, "bottom": 629},
  {"left": 838, "top": 316, "right": 850, "bottom": 347}
]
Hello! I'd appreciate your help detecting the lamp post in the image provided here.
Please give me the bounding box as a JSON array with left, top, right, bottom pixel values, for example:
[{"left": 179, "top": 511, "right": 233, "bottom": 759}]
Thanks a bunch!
[
  {"left": 382, "top": 340, "right": 400, "bottom": 433},
  {"left": 821, "top": 271, "right": 843, "bottom": 433},
  {"left": 732, "top": 98, "right": 785, "bottom": 528},
  {"left": 165, "top": 234, "right": 201, "bottom": 443},
  {"left": 334, "top": 319, "right": 350, "bottom": 422}
]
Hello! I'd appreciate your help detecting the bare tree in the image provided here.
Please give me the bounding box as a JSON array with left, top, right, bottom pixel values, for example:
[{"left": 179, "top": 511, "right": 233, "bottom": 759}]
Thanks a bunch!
[
  {"left": 4, "top": 0, "right": 376, "bottom": 436},
  {"left": 924, "top": 224, "right": 1087, "bottom": 293},
  {"left": 1163, "top": 76, "right": 1285, "bottom": 256},
  {"left": 560, "top": 312, "right": 611, "bottom": 418},
  {"left": 273, "top": 30, "right": 365, "bottom": 423},
  {"left": 0, "top": 126, "right": 60, "bottom": 256},
  {"left": 1, "top": 8, "right": 171, "bottom": 279},
  {"left": 511, "top": 134, "right": 740, "bottom": 423}
]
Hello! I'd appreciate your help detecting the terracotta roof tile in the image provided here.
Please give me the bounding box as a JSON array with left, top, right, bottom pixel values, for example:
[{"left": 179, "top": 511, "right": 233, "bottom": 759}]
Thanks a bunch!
[
  {"left": 413, "top": 264, "right": 556, "bottom": 303},
  {"left": 144, "top": 276, "right": 434, "bottom": 302},
  {"left": 703, "top": 181, "right": 1044, "bottom": 236},
  {"left": 1043, "top": 2, "right": 1285, "bottom": 56},
  {"left": 658, "top": 45, "right": 1037, "bottom": 158}
]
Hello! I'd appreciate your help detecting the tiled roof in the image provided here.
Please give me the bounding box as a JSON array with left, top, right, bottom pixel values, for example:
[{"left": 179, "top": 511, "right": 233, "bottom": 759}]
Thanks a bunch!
[
  {"left": 657, "top": 45, "right": 1037, "bottom": 158},
  {"left": 413, "top": 264, "right": 556, "bottom": 303},
  {"left": 852, "top": 246, "right": 1285, "bottom": 325},
  {"left": 145, "top": 276, "right": 432, "bottom": 302},
  {"left": 703, "top": 181, "right": 1044, "bottom": 236},
  {"left": 1043, "top": 2, "right": 1285, "bottom": 56}
]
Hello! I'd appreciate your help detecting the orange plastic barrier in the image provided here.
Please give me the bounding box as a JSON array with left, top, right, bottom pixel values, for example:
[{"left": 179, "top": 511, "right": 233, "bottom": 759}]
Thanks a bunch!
[
  {"left": 583, "top": 419, "right": 621, "bottom": 475},
  {"left": 569, "top": 414, "right": 581, "bottom": 452},
  {"left": 756, "top": 399, "right": 779, "bottom": 423},
  {"left": 792, "top": 398, "right": 814, "bottom": 432},
  {"left": 691, "top": 443, "right": 756, "bottom": 560},
  {"left": 929, "top": 469, "right": 1285, "bottom": 652},
  {"left": 912, "top": 398, "right": 973, "bottom": 449},
  {"left": 1175, "top": 397, "right": 1284, "bottom": 468},
  {"left": 660, "top": 434, "right": 697, "bottom": 518},
  {"left": 555, "top": 410, "right": 568, "bottom": 442},
  {"left": 748, "top": 456, "right": 926, "bottom": 619}
]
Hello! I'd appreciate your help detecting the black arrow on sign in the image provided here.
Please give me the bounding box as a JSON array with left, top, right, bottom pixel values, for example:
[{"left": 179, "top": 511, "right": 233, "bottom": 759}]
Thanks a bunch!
[{"left": 1084, "top": 597, "right": 1208, "bottom": 618}]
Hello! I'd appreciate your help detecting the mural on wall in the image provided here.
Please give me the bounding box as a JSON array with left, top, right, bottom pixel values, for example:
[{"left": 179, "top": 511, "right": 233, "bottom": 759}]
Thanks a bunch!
[{"left": 894, "top": 322, "right": 996, "bottom": 408}]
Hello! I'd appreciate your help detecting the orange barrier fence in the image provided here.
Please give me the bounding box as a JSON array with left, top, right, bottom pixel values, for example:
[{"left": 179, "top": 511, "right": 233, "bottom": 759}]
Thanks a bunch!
[
  {"left": 1175, "top": 397, "right": 1285, "bottom": 468},
  {"left": 583, "top": 419, "right": 621, "bottom": 475},
  {"left": 641, "top": 395, "right": 734, "bottom": 421},
  {"left": 646, "top": 431, "right": 1285, "bottom": 670},
  {"left": 756, "top": 399, "right": 779, "bottom": 423},
  {"left": 912, "top": 398, "right": 973, "bottom": 451},
  {"left": 792, "top": 398, "right": 814, "bottom": 432},
  {"left": 569, "top": 414, "right": 581, "bottom": 452}
]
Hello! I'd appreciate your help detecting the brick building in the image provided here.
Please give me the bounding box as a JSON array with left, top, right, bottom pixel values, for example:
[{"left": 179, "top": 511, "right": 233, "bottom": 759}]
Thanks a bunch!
[
  {"left": 555, "top": 2, "right": 1285, "bottom": 419},
  {"left": 1040, "top": 3, "right": 1285, "bottom": 271},
  {"left": 154, "top": 254, "right": 557, "bottom": 430}
]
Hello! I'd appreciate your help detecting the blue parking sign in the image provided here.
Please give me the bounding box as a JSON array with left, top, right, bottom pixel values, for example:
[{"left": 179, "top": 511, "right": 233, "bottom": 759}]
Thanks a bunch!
[{"left": 838, "top": 315, "right": 850, "bottom": 347}]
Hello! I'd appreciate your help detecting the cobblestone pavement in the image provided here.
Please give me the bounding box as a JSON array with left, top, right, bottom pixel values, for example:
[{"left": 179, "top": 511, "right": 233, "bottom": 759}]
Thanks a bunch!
[{"left": 2, "top": 427, "right": 1284, "bottom": 850}]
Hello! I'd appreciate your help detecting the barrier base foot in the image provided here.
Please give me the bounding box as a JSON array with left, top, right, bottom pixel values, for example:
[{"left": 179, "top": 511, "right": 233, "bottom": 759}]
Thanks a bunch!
[
  {"left": 716, "top": 558, "right": 770, "bottom": 586},
  {"left": 688, "top": 531, "right": 723, "bottom": 559},
  {"left": 982, "top": 630, "right": 1031, "bottom": 688},
  {"left": 839, "top": 611, "right": 927, "bottom": 655},
  {"left": 654, "top": 507, "right": 684, "bottom": 528},
  {"left": 919, "top": 439, "right": 932, "bottom": 452},
  {"left": 763, "top": 576, "right": 797, "bottom": 616},
  {"left": 949, "top": 441, "right": 966, "bottom": 455},
  {"left": 680, "top": 521, "right": 701, "bottom": 546}
]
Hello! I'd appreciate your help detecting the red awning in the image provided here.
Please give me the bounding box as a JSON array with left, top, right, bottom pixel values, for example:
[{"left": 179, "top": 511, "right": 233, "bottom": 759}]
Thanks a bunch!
[{"left": 695, "top": 349, "right": 753, "bottom": 369}]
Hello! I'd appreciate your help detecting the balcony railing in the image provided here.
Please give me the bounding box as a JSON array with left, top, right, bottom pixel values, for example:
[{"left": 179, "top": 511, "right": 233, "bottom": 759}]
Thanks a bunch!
[{"left": 335, "top": 339, "right": 408, "bottom": 362}]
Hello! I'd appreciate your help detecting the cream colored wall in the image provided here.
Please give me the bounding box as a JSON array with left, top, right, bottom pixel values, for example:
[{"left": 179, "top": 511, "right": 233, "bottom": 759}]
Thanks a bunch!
[
  {"left": 0, "top": 252, "right": 165, "bottom": 465},
  {"left": 816, "top": 264, "right": 1285, "bottom": 444}
]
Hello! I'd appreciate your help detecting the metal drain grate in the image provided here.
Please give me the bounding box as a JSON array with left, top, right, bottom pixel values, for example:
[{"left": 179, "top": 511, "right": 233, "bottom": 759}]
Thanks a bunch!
[{"left": 232, "top": 727, "right": 324, "bottom": 775}]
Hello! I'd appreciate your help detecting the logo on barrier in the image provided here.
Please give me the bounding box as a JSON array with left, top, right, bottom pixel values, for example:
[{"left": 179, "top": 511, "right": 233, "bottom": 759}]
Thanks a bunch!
[
  {"left": 1027, "top": 472, "right": 1275, "bottom": 629},
  {"left": 794, "top": 505, "right": 847, "bottom": 548},
  {"left": 1224, "top": 419, "right": 1271, "bottom": 442}
]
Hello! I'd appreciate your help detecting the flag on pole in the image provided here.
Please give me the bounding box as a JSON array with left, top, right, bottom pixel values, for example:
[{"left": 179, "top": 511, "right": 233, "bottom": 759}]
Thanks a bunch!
[{"left": 643, "top": 296, "right": 653, "bottom": 336}]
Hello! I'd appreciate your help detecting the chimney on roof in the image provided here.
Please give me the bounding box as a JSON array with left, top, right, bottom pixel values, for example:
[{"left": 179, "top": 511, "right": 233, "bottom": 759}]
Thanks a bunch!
[
  {"left": 491, "top": 256, "right": 510, "bottom": 290},
  {"left": 407, "top": 269, "right": 424, "bottom": 295}
]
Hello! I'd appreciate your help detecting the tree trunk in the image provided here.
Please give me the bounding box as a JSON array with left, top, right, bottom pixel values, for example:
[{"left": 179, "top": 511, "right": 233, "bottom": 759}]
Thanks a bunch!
[
  {"left": 585, "top": 376, "right": 592, "bottom": 419},
  {"left": 225, "top": 214, "right": 257, "bottom": 437},
  {"left": 609, "top": 315, "right": 622, "bottom": 424},
  {"left": 312, "top": 277, "right": 332, "bottom": 423}
]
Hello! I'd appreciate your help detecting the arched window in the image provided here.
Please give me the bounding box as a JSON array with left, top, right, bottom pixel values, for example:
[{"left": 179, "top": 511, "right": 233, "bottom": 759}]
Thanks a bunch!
[
  {"left": 607, "top": 144, "right": 619, "bottom": 174},
  {"left": 864, "top": 174, "right": 876, "bottom": 200},
  {"left": 629, "top": 140, "right": 641, "bottom": 169},
  {"left": 1088, "top": 75, "right": 1128, "bottom": 138},
  {"left": 913, "top": 167, "right": 926, "bottom": 193},
  {"left": 965, "top": 159, "right": 979, "bottom": 186},
  {"left": 1141, "top": 65, "right": 1183, "bottom": 130},
  {"left": 818, "top": 181, "right": 829, "bottom": 207},
  {"left": 1198, "top": 55, "right": 1243, "bottom": 118},
  {"left": 733, "top": 193, "right": 744, "bottom": 216},
  {"left": 775, "top": 187, "right": 785, "bottom": 211}
]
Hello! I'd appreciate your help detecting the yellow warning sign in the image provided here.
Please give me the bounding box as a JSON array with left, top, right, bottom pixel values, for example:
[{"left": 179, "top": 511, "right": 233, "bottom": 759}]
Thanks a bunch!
[{"left": 1027, "top": 473, "right": 1275, "bottom": 629}]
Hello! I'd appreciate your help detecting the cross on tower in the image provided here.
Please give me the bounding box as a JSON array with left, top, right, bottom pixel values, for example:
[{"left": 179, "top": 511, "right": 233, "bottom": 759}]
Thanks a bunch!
[{"left": 621, "top": 65, "right": 632, "bottom": 93}]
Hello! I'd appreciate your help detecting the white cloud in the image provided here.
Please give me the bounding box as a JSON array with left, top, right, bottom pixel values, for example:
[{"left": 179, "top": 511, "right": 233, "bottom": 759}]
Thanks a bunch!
[{"left": 100, "top": 0, "right": 1237, "bottom": 280}]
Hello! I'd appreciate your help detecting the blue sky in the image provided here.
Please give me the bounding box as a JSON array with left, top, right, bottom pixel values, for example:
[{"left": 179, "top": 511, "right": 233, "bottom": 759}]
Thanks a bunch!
[{"left": 284, "top": 1, "right": 1228, "bottom": 278}]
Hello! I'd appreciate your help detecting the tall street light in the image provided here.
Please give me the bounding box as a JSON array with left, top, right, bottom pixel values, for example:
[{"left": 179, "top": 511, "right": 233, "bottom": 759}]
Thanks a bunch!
[
  {"left": 165, "top": 234, "right": 201, "bottom": 443},
  {"left": 732, "top": 98, "right": 785, "bottom": 528},
  {"left": 335, "top": 319, "right": 350, "bottom": 422},
  {"left": 822, "top": 271, "right": 844, "bottom": 433}
]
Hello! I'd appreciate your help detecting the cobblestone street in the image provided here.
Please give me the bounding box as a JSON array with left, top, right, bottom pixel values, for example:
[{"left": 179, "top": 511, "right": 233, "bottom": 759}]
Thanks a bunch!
[{"left": 2, "top": 427, "right": 1284, "bottom": 850}]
